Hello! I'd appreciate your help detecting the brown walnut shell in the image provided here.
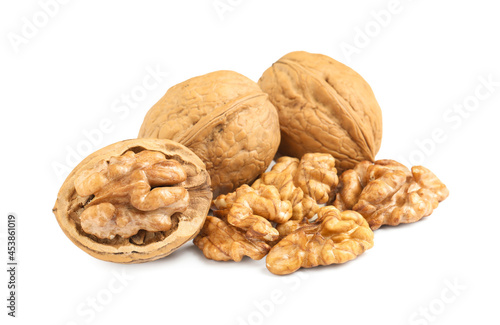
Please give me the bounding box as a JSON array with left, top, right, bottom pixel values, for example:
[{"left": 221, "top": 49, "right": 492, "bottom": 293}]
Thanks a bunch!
[
  {"left": 259, "top": 51, "right": 383, "bottom": 171},
  {"left": 138, "top": 70, "right": 280, "bottom": 197},
  {"left": 53, "top": 139, "right": 212, "bottom": 263}
]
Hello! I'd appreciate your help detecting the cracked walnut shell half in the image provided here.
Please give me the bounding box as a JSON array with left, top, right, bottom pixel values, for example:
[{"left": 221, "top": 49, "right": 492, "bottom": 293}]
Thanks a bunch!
[
  {"left": 138, "top": 70, "right": 280, "bottom": 197},
  {"left": 259, "top": 51, "right": 383, "bottom": 171},
  {"left": 53, "top": 139, "right": 212, "bottom": 263},
  {"left": 334, "top": 160, "right": 449, "bottom": 230},
  {"left": 266, "top": 206, "right": 374, "bottom": 275}
]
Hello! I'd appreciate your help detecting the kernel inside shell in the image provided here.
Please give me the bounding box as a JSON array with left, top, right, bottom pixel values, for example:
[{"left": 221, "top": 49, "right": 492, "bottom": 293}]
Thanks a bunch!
[{"left": 53, "top": 139, "right": 212, "bottom": 264}]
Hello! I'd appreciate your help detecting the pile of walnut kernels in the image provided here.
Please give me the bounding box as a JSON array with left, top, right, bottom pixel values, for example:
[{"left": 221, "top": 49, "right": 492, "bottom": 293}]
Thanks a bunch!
[
  {"left": 196, "top": 155, "right": 448, "bottom": 275},
  {"left": 54, "top": 51, "right": 449, "bottom": 275}
]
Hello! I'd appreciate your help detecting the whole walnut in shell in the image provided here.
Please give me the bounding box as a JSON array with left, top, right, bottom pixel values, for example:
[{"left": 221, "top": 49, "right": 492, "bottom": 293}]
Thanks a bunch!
[
  {"left": 138, "top": 70, "right": 280, "bottom": 197},
  {"left": 53, "top": 139, "right": 212, "bottom": 263},
  {"left": 259, "top": 51, "right": 383, "bottom": 171}
]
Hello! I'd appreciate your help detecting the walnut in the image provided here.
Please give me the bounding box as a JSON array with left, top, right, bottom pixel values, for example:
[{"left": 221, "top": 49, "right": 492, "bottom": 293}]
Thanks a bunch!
[
  {"left": 194, "top": 216, "right": 271, "bottom": 262},
  {"left": 194, "top": 184, "right": 293, "bottom": 261},
  {"left": 138, "top": 70, "right": 280, "bottom": 197},
  {"left": 53, "top": 139, "right": 212, "bottom": 263},
  {"left": 74, "top": 150, "right": 189, "bottom": 240},
  {"left": 259, "top": 51, "right": 383, "bottom": 171},
  {"left": 334, "top": 160, "right": 449, "bottom": 230},
  {"left": 266, "top": 206, "right": 374, "bottom": 275},
  {"left": 252, "top": 153, "right": 339, "bottom": 220}
]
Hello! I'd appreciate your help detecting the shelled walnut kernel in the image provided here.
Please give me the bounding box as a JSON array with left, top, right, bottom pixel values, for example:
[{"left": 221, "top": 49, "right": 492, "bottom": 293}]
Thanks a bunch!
[
  {"left": 194, "top": 184, "right": 293, "bottom": 261},
  {"left": 266, "top": 206, "right": 374, "bottom": 275},
  {"left": 334, "top": 160, "right": 449, "bottom": 230}
]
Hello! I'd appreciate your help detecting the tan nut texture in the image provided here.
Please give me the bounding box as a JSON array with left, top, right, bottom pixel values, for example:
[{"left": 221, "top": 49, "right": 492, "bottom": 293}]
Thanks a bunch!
[
  {"left": 194, "top": 184, "right": 293, "bottom": 262},
  {"left": 138, "top": 70, "right": 280, "bottom": 197},
  {"left": 266, "top": 206, "right": 374, "bottom": 275},
  {"left": 334, "top": 160, "right": 449, "bottom": 230},
  {"left": 259, "top": 51, "right": 383, "bottom": 171},
  {"left": 252, "top": 153, "right": 339, "bottom": 221},
  {"left": 53, "top": 139, "right": 212, "bottom": 263}
]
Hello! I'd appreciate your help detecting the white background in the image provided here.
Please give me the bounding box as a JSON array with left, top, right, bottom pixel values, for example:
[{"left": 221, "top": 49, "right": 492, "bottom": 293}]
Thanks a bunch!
[{"left": 1, "top": 1, "right": 499, "bottom": 324}]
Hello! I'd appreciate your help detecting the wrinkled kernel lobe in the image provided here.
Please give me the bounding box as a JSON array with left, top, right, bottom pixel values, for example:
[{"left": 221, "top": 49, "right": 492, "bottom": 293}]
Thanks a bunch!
[
  {"left": 194, "top": 184, "right": 293, "bottom": 261},
  {"left": 334, "top": 160, "right": 449, "bottom": 230},
  {"left": 266, "top": 206, "right": 374, "bottom": 275},
  {"left": 74, "top": 150, "right": 189, "bottom": 240}
]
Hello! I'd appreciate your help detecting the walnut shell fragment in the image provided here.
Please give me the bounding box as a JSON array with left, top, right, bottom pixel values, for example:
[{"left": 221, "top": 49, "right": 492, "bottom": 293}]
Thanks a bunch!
[
  {"left": 252, "top": 153, "right": 339, "bottom": 221},
  {"left": 266, "top": 206, "right": 374, "bottom": 275},
  {"left": 259, "top": 51, "right": 383, "bottom": 171},
  {"left": 53, "top": 139, "right": 212, "bottom": 263},
  {"left": 334, "top": 160, "right": 449, "bottom": 230},
  {"left": 194, "top": 184, "right": 293, "bottom": 262},
  {"left": 138, "top": 70, "right": 280, "bottom": 197}
]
